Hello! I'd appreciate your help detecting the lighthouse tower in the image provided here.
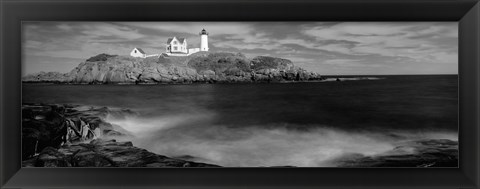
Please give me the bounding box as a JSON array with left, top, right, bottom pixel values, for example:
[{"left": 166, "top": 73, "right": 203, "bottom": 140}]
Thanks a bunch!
[{"left": 200, "top": 29, "right": 209, "bottom": 51}]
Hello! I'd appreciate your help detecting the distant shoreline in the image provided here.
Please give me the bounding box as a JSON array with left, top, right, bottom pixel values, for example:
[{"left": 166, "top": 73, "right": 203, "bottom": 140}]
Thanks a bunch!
[
  {"left": 321, "top": 74, "right": 458, "bottom": 77},
  {"left": 22, "top": 76, "right": 387, "bottom": 85}
]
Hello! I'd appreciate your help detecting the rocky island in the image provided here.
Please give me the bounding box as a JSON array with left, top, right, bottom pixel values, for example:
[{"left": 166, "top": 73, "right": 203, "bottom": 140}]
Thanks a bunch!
[{"left": 23, "top": 52, "right": 325, "bottom": 84}]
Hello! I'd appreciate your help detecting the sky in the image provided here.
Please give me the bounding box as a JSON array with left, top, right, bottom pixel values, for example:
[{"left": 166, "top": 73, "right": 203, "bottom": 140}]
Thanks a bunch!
[{"left": 22, "top": 22, "right": 458, "bottom": 76}]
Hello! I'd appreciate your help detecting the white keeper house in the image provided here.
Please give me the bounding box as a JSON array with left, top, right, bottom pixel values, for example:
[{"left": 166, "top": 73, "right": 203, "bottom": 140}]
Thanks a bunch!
[
  {"left": 130, "top": 28, "right": 210, "bottom": 58},
  {"left": 164, "top": 28, "right": 209, "bottom": 57}
]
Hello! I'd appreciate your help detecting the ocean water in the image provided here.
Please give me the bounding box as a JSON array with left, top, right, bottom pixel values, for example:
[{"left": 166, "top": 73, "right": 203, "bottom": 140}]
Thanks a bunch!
[{"left": 22, "top": 75, "right": 458, "bottom": 167}]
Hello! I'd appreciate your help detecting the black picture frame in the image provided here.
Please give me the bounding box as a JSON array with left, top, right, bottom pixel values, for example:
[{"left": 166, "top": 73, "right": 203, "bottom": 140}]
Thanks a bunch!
[{"left": 1, "top": 0, "right": 479, "bottom": 188}]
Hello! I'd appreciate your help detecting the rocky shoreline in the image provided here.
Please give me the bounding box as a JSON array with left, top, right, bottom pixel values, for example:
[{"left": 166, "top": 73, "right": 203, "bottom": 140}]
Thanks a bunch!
[
  {"left": 22, "top": 103, "right": 458, "bottom": 168},
  {"left": 22, "top": 52, "right": 326, "bottom": 84},
  {"left": 22, "top": 103, "right": 220, "bottom": 167},
  {"left": 331, "top": 139, "right": 458, "bottom": 167}
]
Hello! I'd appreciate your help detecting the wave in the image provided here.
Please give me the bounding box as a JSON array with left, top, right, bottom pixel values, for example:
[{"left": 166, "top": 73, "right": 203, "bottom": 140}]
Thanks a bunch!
[
  {"left": 321, "top": 77, "right": 385, "bottom": 82},
  {"left": 105, "top": 111, "right": 457, "bottom": 167}
]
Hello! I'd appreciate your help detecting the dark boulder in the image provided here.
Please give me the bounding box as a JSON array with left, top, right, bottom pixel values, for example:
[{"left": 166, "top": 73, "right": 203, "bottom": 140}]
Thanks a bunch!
[
  {"left": 34, "top": 147, "right": 71, "bottom": 167},
  {"left": 24, "top": 139, "right": 221, "bottom": 167},
  {"left": 21, "top": 105, "right": 68, "bottom": 159}
]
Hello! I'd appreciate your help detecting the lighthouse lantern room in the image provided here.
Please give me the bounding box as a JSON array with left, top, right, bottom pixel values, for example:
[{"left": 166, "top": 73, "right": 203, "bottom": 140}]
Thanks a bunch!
[{"left": 200, "top": 29, "right": 209, "bottom": 52}]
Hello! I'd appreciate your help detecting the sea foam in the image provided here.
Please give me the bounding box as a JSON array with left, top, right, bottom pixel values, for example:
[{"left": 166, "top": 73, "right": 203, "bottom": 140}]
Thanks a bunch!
[{"left": 106, "top": 112, "right": 457, "bottom": 167}]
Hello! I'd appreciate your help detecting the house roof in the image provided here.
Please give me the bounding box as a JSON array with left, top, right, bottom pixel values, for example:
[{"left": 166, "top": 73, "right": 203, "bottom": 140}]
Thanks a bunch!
[
  {"left": 166, "top": 37, "right": 186, "bottom": 44},
  {"left": 134, "top": 48, "right": 146, "bottom": 54}
]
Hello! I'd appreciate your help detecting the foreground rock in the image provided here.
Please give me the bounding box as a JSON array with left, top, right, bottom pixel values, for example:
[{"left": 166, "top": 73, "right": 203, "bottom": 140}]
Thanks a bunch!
[
  {"left": 333, "top": 139, "right": 458, "bottom": 167},
  {"left": 23, "top": 52, "right": 325, "bottom": 84},
  {"left": 22, "top": 103, "right": 132, "bottom": 159},
  {"left": 23, "top": 139, "right": 219, "bottom": 167},
  {"left": 22, "top": 103, "right": 220, "bottom": 167}
]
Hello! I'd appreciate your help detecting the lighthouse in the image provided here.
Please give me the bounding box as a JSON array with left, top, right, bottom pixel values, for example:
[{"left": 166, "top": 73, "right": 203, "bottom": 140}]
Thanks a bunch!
[{"left": 200, "top": 29, "right": 209, "bottom": 51}]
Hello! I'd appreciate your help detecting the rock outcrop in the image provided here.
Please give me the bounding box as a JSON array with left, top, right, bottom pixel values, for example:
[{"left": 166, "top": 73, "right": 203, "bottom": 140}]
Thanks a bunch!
[
  {"left": 23, "top": 139, "right": 219, "bottom": 167},
  {"left": 332, "top": 139, "right": 458, "bottom": 167},
  {"left": 22, "top": 103, "right": 220, "bottom": 167},
  {"left": 23, "top": 52, "right": 325, "bottom": 84}
]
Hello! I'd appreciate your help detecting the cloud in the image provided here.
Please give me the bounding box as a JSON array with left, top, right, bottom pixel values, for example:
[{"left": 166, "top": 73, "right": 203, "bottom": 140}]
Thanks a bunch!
[
  {"left": 22, "top": 22, "right": 458, "bottom": 75},
  {"left": 23, "top": 22, "right": 153, "bottom": 59},
  {"left": 57, "top": 24, "right": 73, "bottom": 31},
  {"left": 324, "top": 59, "right": 364, "bottom": 66},
  {"left": 302, "top": 22, "right": 458, "bottom": 64},
  {"left": 80, "top": 24, "right": 146, "bottom": 40},
  {"left": 122, "top": 22, "right": 255, "bottom": 36}
]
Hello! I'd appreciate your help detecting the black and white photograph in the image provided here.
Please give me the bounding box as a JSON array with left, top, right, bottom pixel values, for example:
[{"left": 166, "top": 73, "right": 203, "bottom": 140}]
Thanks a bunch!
[{"left": 21, "top": 22, "right": 458, "bottom": 168}]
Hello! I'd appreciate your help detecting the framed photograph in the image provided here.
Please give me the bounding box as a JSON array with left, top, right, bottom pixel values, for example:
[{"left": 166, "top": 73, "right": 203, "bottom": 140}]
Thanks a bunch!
[{"left": 1, "top": 0, "right": 479, "bottom": 188}]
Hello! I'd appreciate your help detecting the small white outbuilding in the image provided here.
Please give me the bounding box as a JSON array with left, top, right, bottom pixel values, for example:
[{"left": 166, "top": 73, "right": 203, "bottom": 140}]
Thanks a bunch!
[{"left": 130, "top": 47, "right": 147, "bottom": 58}]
